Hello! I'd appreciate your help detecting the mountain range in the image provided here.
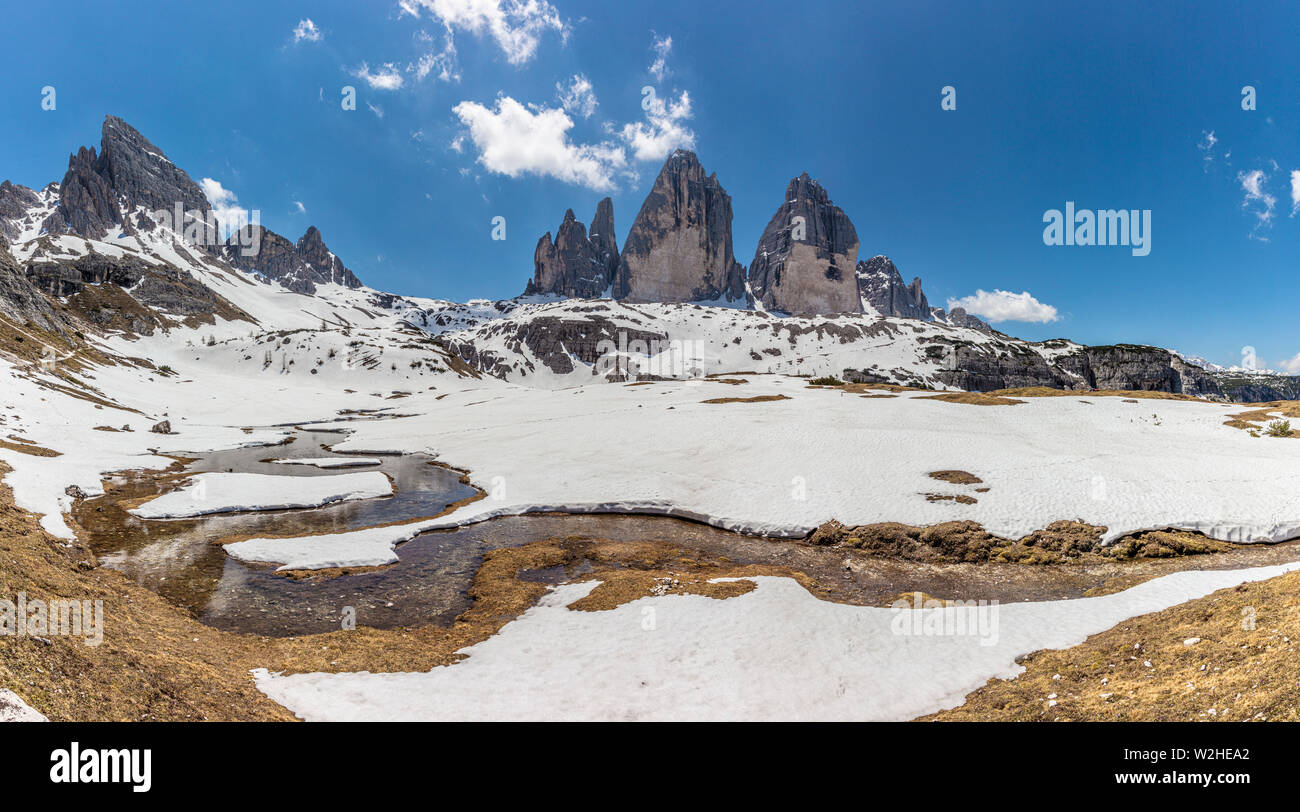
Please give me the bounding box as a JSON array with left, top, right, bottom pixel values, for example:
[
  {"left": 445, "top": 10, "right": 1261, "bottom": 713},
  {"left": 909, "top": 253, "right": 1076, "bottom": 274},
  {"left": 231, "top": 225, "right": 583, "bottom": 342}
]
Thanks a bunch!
[{"left": 0, "top": 115, "right": 1263, "bottom": 400}]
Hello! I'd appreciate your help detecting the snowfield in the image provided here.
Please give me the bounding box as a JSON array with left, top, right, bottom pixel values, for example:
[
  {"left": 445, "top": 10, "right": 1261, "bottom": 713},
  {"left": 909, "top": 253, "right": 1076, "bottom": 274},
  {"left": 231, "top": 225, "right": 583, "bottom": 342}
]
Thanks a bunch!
[
  {"left": 128, "top": 471, "right": 393, "bottom": 518},
  {"left": 253, "top": 561, "right": 1300, "bottom": 721}
]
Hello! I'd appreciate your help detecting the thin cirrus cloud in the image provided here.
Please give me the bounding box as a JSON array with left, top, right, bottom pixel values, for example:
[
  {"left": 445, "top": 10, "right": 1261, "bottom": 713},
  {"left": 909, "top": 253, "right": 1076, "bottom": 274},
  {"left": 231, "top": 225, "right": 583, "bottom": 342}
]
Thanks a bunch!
[
  {"left": 649, "top": 33, "right": 672, "bottom": 82},
  {"left": 292, "top": 18, "right": 322, "bottom": 43},
  {"left": 452, "top": 96, "right": 627, "bottom": 191},
  {"left": 1290, "top": 170, "right": 1300, "bottom": 216},
  {"left": 556, "top": 74, "right": 597, "bottom": 118},
  {"left": 397, "top": 0, "right": 567, "bottom": 65},
  {"left": 1237, "top": 168, "right": 1276, "bottom": 240},
  {"left": 946, "top": 290, "right": 1060, "bottom": 323}
]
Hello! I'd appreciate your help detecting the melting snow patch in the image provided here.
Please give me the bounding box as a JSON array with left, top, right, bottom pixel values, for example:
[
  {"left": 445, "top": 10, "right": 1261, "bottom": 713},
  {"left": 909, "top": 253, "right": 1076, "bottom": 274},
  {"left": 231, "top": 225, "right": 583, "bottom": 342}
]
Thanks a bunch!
[
  {"left": 128, "top": 471, "right": 392, "bottom": 519},
  {"left": 253, "top": 561, "right": 1300, "bottom": 721},
  {"left": 0, "top": 690, "right": 47, "bottom": 722}
]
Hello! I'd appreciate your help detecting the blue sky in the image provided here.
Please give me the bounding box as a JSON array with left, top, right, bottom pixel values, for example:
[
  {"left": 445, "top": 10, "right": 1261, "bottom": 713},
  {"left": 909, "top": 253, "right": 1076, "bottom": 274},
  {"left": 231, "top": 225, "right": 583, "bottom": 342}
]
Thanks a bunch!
[{"left": 2, "top": 0, "right": 1298, "bottom": 369}]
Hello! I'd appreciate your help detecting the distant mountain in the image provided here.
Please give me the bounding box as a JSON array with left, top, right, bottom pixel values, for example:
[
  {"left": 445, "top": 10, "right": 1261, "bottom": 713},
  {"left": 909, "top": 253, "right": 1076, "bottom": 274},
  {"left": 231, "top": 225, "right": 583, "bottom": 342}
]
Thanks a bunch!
[
  {"left": 1, "top": 115, "right": 360, "bottom": 296},
  {"left": 0, "top": 116, "right": 1243, "bottom": 401}
]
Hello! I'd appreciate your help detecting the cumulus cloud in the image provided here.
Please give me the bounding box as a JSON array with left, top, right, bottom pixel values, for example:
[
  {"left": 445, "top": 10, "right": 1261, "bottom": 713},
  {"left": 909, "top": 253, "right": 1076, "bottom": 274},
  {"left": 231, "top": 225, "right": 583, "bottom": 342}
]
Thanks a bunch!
[
  {"left": 620, "top": 89, "right": 695, "bottom": 162},
  {"left": 649, "top": 34, "right": 672, "bottom": 82},
  {"left": 399, "top": 0, "right": 566, "bottom": 64},
  {"left": 556, "top": 74, "right": 597, "bottom": 118},
  {"left": 452, "top": 95, "right": 627, "bottom": 191},
  {"left": 353, "top": 62, "right": 405, "bottom": 90},
  {"left": 946, "top": 290, "right": 1060, "bottom": 323},
  {"left": 1237, "top": 168, "right": 1277, "bottom": 239},
  {"left": 293, "top": 18, "right": 322, "bottom": 43},
  {"left": 293, "top": 201, "right": 306, "bottom": 214},
  {"left": 198, "top": 178, "right": 252, "bottom": 237},
  {"left": 1290, "top": 170, "right": 1300, "bottom": 216},
  {"left": 1279, "top": 352, "right": 1300, "bottom": 374}
]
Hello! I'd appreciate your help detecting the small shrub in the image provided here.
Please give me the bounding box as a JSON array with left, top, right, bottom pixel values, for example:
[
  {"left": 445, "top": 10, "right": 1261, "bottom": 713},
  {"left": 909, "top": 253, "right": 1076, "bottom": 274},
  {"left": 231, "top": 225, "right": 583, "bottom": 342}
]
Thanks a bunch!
[
  {"left": 1265, "top": 420, "right": 1293, "bottom": 438},
  {"left": 809, "top": 376, "right": 845, "bottom": 387}
]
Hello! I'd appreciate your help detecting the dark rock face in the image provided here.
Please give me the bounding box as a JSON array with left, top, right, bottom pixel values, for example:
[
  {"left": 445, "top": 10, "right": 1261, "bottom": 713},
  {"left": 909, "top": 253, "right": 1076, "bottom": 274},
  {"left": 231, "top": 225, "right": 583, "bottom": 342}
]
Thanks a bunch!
[
  {"left": 221, "top": 224, "right": 360, "bottom": 294},
  {"left": 440, "top": 311, "right": 666, "bottom": 379},
  {"left": 0, "top": 235, "right": 64, "bottom": 331},
  {"left": 1212, "top": 373, "right": 1300, "bottom": 402},
  {"left": 749, "top": 173, "right": 860, "bottom": 314},
  {"left": 931, "top": 340, "right": 1224, "bottom": 397},
  {"left": 0, "top": 181, "right": 42, "bottom": 241},
  {"left": 525, "top": 200, "right": 617, "bottom": 298},
  {"left": 43, "top": 116, "right": 214, "bottom": 240},
  {"left": 856, "top": 255, "right": 994, "bottom": 333},
  {"left": 855, "top": 256, "right": 931, "bottom": 320},
  {"left": 589, "top": 197, "right": 619, "bottom": 286},
  {"left": 614, "top": 151, "right": 746, "bottom": 304}
]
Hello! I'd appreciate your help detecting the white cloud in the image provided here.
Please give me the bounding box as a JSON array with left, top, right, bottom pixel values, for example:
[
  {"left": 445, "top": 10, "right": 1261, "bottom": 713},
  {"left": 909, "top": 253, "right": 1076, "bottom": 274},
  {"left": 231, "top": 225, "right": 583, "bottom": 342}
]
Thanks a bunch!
[
  {"left": 367, "top": 102, "right": 385, "bottom": 118},
  {"left": 293, "top": 18, "right": 322, "bottom": 43},
  {"left": 452, "top": 95, "right": 627, "bottom": 191},
  {"left": 412, "top": 29, "right": 460, "bottom": 81},
  {"left": 353, "top": 62, "right": 405, "bottom": 90},
  {"left": 649, "top": 34, "right": 672, "bottom": 82},
  {"left": 1197, "top": 130, "right": 1216, "bottom": 169},
  {"left": 946, "top": 290, "right": 1060, "bottom": 323},
  {"left": 620, "top": 89, "right": 695, "bottom": 162},
  {"left": 1279, "top": 352, "right": 1300, "bottom": 374},
  {"left": 1237, "top": 168, "right": 1277, "bottom": 239},
  {"left": 556, "top": 74, "right": 597, "bottom": 118},
  {"left": 199, "top": 178, "right": 252, "bottom": 237},
  {"left": 401, "top": 0, "right": 566, "bottom": 64},
  {"left": 1290, "top": 170, "right": 1300, "bottom": 216},
  {"left": 293, "top": 201, "right": 306, "bottom": 214}
]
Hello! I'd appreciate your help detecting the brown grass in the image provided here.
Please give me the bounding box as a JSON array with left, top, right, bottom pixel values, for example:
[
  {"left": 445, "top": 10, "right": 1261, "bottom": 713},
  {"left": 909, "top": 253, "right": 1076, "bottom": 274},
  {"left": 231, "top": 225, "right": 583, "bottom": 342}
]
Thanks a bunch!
[
  {"left": 700, "top": 394, "right": 791, "bottom": 405},
  {"left": 919, "top": 392, "right": 1025, "bottom": 406},
  {"left": 929, "top": 470, "right": 983, "bottom": 485},
  {"left": 923, "top": 570, "right": 1300, "bottom": 720},
  {"left": 0, "top": 439, "right": 60, "bottom": 457}
]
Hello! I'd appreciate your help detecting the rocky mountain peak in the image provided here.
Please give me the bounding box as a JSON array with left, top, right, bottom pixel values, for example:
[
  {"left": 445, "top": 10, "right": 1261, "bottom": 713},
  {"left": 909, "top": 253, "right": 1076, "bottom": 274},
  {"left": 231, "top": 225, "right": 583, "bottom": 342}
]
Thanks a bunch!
[
  {"left": 856, "top": 255, "right": 993, "bottom": 333},
  {"left": 42, "top": 115, "right": 211, "bottom": 239},
  {"left": 748, "top": 172, "right": 861, "bottom": 314},
  {"left": 613, "top": 150, "right": 746, "bottom": 304},
  {"left": 223, "top": 224, "right": 361, "bottom": 294},
  {"left": 525, "top": 200, "right": 616, "bottom": 298}
]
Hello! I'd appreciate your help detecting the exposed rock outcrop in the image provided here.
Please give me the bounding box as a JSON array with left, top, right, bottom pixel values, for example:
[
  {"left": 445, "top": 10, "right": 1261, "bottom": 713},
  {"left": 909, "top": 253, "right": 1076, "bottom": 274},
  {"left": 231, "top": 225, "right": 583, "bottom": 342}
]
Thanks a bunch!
[
  {"left": 0, "top": 181, "right": 43, "bottom": 242},
  {"left": 856, "top": 255, "right": 993, "bottom": 333},
  {"left": 856, "top": 255, "right": 931, "bottom": 320},
  {"left": 525, "top": 200, "right": 617, "bottom": 298},
  {"left": 0, "top": 235, "right": 65, "bottom": 331},
  {"left": 221, "top": 224, "right": 360, "bottom": 294},
  {"left": 613, "top": 151, "right": 746, "bottom": 304},
  {"left": 749, "top": 173, "right": 860, "bottom": 314},
  {"left": 930, "top": 339, "right": 1224, "bottom": 397}
]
